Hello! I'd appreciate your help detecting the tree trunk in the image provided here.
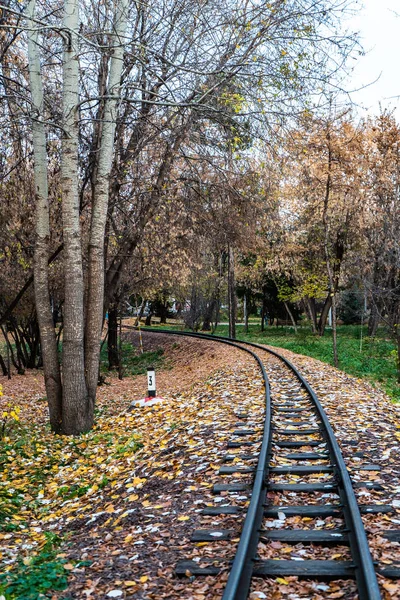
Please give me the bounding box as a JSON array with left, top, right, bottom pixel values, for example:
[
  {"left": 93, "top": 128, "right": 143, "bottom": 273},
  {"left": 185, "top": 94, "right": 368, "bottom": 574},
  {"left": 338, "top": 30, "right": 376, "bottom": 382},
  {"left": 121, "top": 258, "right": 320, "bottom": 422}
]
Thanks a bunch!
[
  {"left": 134, "top": 300, "right": 146, "bottom": 327},
  {"left": 118, "top": 316, "right": 124, "bottom": 380},
  {"left": 27, "top": 0, "right": 63, "bottom": 430},
  {"left": 322, "top": 129, "right": 338, "bottom": 367},
  {"left": 0, "top": 352, "right": 8, "bottom": 377},
  {"left": 331, "top": 292, "right": 338, "bottom": 368},
  {"left": 261, "top": 296, "right": 266, "bottom": 332},
  {"left": 202, "top": 298, "right": 217, "bottom": 331},
  {"left": 368, "top": 303, "right": 380, "bottom": 338},
  {"left": 107, "top": 305, "right": 119, "bottom": 370},
  {"left": 85, "top": 0, "right": 129, "bottom": 405},
  {"left": 214, "top": 299, "right": 221, "bottom": 333},
  {"left": 306, "top": 298, "right": 318, "bottom": 334},
  {"left": 1, "top": 325, "right": 19, "bottom": 373},
  {"left": 284, "top": 301, "right": 297, "bottom": 333},
  {"left": 228, "top": 244, "right": 236, "bottom": 339},
  {"left": 244, "top": 293, "right": 249, "bottom": 334},
  {"left": 317, "top": 294, "right": 333, "bottom": 336},
  {"left": 61, "top": 0, "right": 90, "bottom": 435}
]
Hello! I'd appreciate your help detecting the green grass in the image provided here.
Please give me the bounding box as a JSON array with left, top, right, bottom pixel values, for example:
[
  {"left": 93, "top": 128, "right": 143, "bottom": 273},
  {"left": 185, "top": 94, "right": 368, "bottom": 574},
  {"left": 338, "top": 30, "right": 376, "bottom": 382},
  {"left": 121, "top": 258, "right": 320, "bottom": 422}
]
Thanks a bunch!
[
  {"left": 150, "top": 322, "right": 400, "bottom": 403},
  {"left": 100, "top": 342, "right": 167, "bottom": 376},
  {"left": 0, "top": 532, "right": 69, "bottom": 600}
]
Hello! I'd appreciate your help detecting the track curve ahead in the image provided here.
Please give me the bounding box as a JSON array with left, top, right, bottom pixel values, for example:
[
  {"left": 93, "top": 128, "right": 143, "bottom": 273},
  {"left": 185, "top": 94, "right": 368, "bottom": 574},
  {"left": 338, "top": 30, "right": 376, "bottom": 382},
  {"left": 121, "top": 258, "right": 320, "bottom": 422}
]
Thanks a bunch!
[{"left": 128, "top": 327, "right": 383, "bottom": 600}]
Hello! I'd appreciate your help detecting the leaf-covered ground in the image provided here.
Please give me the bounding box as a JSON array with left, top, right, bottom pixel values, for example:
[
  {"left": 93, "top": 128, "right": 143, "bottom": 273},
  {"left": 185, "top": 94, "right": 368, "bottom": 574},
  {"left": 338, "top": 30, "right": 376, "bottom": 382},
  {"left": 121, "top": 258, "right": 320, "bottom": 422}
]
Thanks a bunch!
[{"left": 0, "top": 333, "right": 399, "bottom": 599}]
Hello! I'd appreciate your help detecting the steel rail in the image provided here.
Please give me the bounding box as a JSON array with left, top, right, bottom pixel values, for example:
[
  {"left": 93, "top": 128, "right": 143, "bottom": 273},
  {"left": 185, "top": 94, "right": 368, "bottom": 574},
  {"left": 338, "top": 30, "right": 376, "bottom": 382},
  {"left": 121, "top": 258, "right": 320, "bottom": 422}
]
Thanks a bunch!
[{"left": 125, "top": 326, "right": 382, "bottom": 600}]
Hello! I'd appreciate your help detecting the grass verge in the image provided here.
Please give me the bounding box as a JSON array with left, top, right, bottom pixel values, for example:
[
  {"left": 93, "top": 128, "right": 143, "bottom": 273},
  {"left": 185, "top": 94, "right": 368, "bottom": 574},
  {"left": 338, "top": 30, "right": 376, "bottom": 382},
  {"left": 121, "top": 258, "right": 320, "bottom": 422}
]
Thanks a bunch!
[{"left": 100, "top": 343, "right": 166, "bottom": 376}]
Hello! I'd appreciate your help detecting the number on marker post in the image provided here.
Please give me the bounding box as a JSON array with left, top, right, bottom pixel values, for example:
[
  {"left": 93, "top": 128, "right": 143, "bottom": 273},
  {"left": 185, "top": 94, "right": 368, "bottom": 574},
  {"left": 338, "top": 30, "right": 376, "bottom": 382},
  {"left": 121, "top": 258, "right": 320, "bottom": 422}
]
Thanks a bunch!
[{"left": 147, "top": 367, "right": 156, "bottom": 397}]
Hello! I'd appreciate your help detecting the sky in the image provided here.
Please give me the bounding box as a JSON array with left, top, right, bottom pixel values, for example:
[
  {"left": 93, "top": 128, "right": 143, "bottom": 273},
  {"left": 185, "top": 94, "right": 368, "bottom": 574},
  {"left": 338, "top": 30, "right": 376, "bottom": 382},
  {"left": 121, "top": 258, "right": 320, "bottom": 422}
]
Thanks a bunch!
[{"left": 346, "top": 0, "right": 400, "bottom": 118}]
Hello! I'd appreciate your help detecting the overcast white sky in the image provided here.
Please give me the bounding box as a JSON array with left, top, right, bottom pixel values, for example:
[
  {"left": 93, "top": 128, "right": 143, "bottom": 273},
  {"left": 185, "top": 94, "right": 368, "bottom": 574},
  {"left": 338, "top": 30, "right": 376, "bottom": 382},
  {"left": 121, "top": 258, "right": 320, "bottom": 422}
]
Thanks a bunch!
[{"left": 346, "top": 0, "right": 400, "bottom": 118}]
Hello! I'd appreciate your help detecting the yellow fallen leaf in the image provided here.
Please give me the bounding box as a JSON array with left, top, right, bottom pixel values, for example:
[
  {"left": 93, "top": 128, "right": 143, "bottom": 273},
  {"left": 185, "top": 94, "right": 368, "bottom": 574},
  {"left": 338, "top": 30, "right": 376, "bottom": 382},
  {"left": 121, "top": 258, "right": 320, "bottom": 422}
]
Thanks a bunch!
[
  {"left": 276, "top": 577, "right": 289, "bottom": 585},
  {"left": 124, "top": 534, "right": 133, "bottom": 543},
  {"left": 128, "top": 494, "right": 139, "bottom": 502},
  {"left": 63, "top": 563, "right": 75, "bottom": 570},
  {"left": 139, "top": 575, "right": 148, "bottom": 583},
  {"left": 124, "top": 581, "right": 137, "bottom": 587},
  {"left": 177, "top": 516, "right": 190, "bottom": 521},
  {"left": 133, "top": 477, "right": 146, "bottom": 486}
]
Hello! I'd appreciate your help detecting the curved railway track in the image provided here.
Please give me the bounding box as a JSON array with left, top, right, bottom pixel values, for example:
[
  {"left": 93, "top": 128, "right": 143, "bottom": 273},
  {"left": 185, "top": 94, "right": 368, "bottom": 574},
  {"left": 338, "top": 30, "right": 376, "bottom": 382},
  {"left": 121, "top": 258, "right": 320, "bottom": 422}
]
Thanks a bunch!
[{"left": 128, "top": 327, "right": 398, "bottom": 600}]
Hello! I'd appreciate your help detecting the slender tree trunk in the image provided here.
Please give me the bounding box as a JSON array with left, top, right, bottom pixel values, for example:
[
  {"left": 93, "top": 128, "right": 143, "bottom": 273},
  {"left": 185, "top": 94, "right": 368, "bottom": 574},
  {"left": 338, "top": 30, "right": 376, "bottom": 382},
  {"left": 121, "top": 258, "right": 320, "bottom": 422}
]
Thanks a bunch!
[
  {"left": 5, "top": 325, "right": 11, "bottom": 379},
  {"left": 134, "top": 300, "right": 146, "bottom": 327},
  {"left": 284, "top": 301, "right": 297, "bottom": 333},
  {"left": 0, "top": 353, "right": 8, "bottom": 377},
  {"left": 261, "top": 296, "right": 265, "bottom": 332},
  {"left": 214, "top": 300, "right": 221, "bottom": 333},
  {"left": 202, "top": 300, "right": 216, "bottom": 331},
  {"left": 118, "top": 316, "right": 124, "bottom": 380},
  {"left": 322, "top": 130, "right": 338, "bottom": 367},
  {"left": 228, "top": 244, "right": 236, "bottom": 339},
  {"left": 306, "top": 298, "right": 318, "bottom": 334},
  {"left": 331, "top": 293, "right": 338, "bottom": 368},
  {"left": 1, "top": 325, "right": 18, "bottom": 373},
  {"left": 244, "top": 292, "right": 249, "bottom": 334},
  {"left": 85, "top": 0, "right": 129, "bottom": 405},
  {"left": 368, "top": 303, "right": 380, "bottom": 338},
  {"left": 61, "top": 0, "right": 90, "bottom": 434},
  {"left": 27, "top": 0, "right": 62, "bottom": 431},
  {"left": 107, "top": 305, "right": 119, "bottom": 370},
  {"left": 318, "top": 294, "right": 333, "bottom": 336}
]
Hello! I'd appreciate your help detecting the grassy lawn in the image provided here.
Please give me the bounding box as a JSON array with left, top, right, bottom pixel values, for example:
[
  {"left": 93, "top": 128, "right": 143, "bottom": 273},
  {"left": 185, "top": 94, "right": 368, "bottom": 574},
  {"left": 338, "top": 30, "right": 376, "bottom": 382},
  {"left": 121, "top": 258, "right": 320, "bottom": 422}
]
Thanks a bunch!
[
  {"left": 100, "top": 342, "right": 167, "bottom": 377},
  {"left": 147, "top": 322, "right": 400, "bottom": 403}
]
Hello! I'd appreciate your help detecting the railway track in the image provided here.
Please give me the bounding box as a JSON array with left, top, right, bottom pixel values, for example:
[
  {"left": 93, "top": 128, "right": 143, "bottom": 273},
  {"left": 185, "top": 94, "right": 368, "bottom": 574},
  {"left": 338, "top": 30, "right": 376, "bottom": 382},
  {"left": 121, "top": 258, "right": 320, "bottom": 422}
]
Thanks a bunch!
[{"left": 129, "top": 327, "right": 399, "bottom": 600}]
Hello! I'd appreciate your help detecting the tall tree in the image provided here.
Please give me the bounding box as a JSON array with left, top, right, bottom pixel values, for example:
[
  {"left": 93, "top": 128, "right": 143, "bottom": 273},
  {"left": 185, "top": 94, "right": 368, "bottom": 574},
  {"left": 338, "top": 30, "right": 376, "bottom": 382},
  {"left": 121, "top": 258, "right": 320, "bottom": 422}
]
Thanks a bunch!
[{"left": 27, "top": 0, "right": 62, "bottom": 431}]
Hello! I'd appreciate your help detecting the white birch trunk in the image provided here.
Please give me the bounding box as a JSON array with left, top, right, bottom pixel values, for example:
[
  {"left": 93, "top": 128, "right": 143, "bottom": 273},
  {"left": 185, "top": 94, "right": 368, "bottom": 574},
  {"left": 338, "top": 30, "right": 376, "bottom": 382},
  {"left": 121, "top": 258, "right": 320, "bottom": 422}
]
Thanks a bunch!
[
  {"left": 61, "top": 0, "right": 90, "bottom": 434},
  {"left": 27, "top": 0, "right": 63, "bottom": 432},
  {"left": 85, "top": 0, "right": 129, "bottom": 403}
]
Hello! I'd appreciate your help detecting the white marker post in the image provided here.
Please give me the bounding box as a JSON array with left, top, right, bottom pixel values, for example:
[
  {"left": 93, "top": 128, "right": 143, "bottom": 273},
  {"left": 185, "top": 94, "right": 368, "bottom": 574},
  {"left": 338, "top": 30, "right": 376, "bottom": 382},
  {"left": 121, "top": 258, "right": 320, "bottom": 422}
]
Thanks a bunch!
[
  {"left": 129, "top": 367, "right": 164, "bottom": 409},
  {"left": 147, "top": 367, "right": 156, "bottom": 398}
]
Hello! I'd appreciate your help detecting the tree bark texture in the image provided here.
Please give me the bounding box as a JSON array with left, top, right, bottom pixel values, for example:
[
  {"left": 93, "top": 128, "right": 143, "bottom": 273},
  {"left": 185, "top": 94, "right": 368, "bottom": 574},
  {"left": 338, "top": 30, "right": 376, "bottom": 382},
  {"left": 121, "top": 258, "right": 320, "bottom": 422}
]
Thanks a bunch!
[
  {"left": 306, "top": 298, "right": 318, "bottom": 334},
  {"left": 61, "top": 0, "right": 90, "bottom": 434},
  {"left": 107, "top": 305, "right": 119, "bottom": 370},
  {"left": 85, "top": 0, "right": 129, "bottom": 405},
  {"left": 368, "top": 302, "right": 380, "bottom": 338},
  {"left": 318, "top": 294, "right": 332, "bottom": 336},
  {"left": 244, "top": 293, "right": 248, "bottom": 334},
  {"left": 27, "top": 0, "right": 63, "bottom": 432},
  {"left": 261, "top": 295, "right": 266, "bottom": 332},
  {"left": 228, "top": 244, "right": 236, "bottom": 339},
  {"left": 284, "top": 301, "right": 297, "bottom": 333}
]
